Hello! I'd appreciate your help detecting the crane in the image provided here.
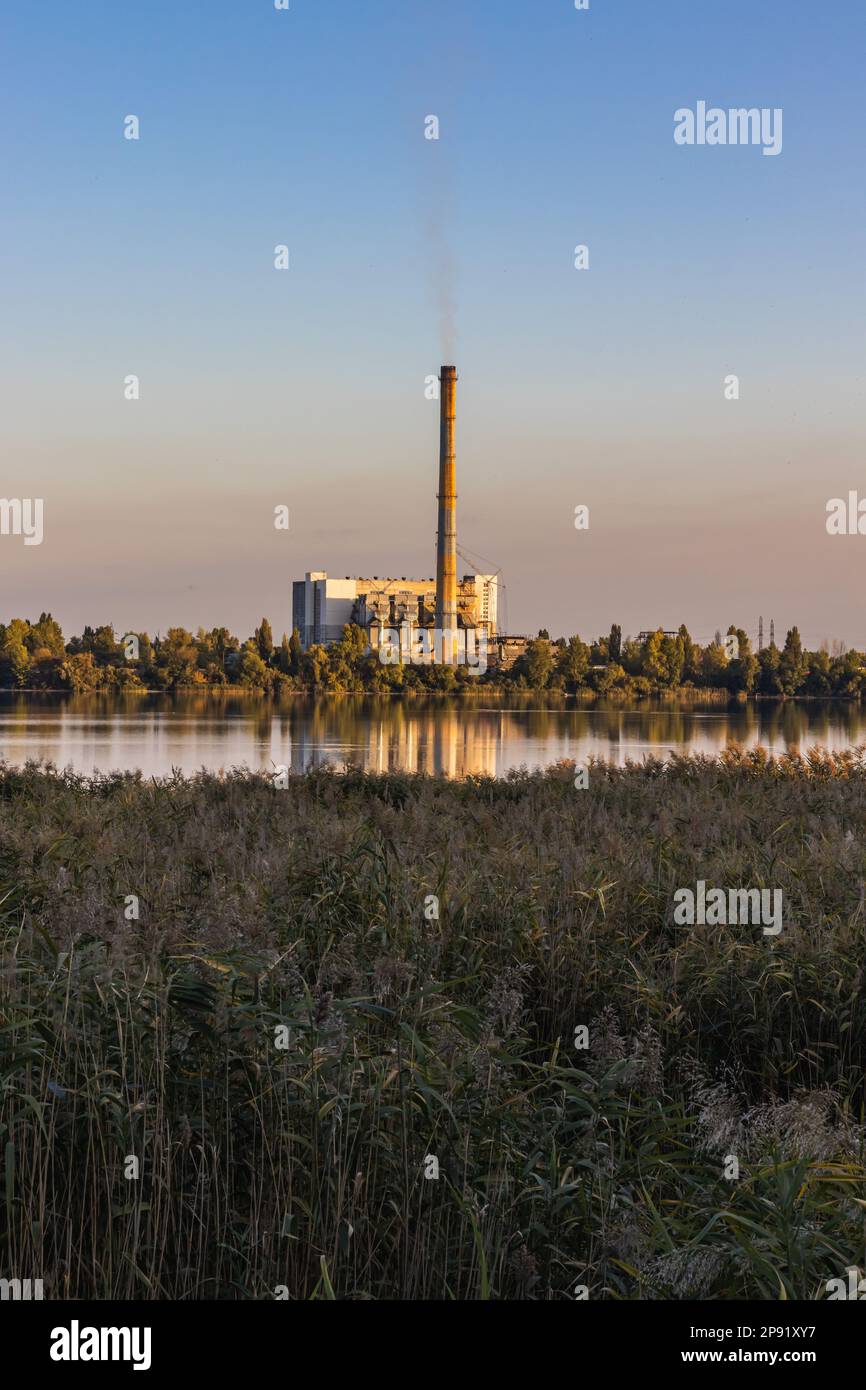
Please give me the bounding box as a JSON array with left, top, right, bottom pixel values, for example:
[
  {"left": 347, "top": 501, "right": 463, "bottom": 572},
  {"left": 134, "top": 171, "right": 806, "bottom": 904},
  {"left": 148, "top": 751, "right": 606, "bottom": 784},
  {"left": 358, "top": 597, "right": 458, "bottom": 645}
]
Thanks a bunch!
[{"left": 455, "top": 543, "right": 508, "bottom": 637}]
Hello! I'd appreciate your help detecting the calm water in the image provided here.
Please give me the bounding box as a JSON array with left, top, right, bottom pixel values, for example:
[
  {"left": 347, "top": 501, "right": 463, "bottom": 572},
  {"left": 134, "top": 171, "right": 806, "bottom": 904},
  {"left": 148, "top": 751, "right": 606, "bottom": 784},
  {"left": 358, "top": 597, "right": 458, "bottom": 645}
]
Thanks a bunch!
[{"left": 1, "top": 693, "right": 865, "bottom": 779}]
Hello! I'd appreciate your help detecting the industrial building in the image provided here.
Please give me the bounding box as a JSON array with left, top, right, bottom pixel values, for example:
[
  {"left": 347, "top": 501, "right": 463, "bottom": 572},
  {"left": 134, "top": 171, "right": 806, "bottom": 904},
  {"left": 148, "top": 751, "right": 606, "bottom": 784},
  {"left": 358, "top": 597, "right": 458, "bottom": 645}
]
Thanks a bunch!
[
  {"left": 292, "top": 364, "right": 510, "bottom": 667},
  {"left": 291, "top": 572, "right": 499, "bottom": 652}
]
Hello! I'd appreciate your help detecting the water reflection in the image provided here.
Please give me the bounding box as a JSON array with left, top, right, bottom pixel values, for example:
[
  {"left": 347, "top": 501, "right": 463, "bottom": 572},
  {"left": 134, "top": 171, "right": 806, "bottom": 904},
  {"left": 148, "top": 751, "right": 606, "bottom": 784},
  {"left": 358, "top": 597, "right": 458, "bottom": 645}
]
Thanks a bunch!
[{"left": 0, "top": 693, "right": 864, "bottom": 779}]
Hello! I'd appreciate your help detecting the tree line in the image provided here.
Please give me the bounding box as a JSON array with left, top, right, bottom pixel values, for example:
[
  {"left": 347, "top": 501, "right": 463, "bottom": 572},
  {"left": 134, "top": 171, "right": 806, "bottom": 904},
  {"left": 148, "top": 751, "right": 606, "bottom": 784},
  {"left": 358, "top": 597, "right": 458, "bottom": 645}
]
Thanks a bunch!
[
  {"left": 0, "top": 615, "right": 862, "bottom": 697},
  {"left": 516, "top": 624, "right": 864, "bottom": 697}
]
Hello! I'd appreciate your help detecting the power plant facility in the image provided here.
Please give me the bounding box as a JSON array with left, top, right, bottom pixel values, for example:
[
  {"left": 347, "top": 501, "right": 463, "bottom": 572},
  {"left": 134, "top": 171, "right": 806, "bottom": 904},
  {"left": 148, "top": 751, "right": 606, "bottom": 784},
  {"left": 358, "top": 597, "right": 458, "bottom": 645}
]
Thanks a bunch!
[{"left": 292, "top": 365, "right": 520, "bottom": 669}]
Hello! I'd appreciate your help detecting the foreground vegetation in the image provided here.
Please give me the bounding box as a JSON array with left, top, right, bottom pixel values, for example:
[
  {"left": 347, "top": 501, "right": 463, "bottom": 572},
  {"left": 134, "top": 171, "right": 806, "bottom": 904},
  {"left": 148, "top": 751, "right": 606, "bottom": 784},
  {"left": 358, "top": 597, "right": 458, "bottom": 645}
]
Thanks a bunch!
[
  {"left": 3, "top": 613, "right": 865, "bottom": 697},
  {"left": 2, "top": 752, "right": 866, "bottom": 1299}
]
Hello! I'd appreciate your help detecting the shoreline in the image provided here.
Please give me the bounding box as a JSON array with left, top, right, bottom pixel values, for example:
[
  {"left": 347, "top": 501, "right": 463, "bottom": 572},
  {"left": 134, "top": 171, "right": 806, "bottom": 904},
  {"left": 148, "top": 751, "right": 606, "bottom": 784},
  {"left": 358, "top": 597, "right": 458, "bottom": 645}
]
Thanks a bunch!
[{"left": 0, "top": 686, "right": 863, "bottom": 706}]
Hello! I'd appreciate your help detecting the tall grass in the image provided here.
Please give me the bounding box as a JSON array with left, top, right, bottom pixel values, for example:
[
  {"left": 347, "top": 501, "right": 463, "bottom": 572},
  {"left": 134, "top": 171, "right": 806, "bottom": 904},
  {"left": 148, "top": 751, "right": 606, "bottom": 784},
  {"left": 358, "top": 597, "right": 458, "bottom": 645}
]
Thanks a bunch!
[{"left": 1, "top": 750, "right": 865, "bottom": 1299}]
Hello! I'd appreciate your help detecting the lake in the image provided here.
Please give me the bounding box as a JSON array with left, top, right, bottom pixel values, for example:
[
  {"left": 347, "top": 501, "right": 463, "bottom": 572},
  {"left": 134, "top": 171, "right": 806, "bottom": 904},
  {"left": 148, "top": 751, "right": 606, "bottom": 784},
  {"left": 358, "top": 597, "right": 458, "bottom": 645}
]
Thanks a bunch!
[{"left": 1, "top": 692, "right": 865, "bottom": 779}]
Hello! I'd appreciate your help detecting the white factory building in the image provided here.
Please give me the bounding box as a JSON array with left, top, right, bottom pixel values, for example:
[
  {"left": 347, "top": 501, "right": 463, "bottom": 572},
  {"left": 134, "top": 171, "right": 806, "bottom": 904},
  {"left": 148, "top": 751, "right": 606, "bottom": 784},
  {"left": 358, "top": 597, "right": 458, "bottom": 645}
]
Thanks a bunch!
[{"left": 292, "top": 572, "right": 499, "bottom": 651}]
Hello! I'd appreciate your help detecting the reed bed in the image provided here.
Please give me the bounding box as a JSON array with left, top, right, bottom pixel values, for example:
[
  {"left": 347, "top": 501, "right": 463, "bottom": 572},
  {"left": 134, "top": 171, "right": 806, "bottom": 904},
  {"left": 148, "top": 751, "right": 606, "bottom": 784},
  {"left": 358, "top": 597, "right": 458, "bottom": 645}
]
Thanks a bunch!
[{"left": 1, "top": 749, "right": 866, "bottom": 1300}]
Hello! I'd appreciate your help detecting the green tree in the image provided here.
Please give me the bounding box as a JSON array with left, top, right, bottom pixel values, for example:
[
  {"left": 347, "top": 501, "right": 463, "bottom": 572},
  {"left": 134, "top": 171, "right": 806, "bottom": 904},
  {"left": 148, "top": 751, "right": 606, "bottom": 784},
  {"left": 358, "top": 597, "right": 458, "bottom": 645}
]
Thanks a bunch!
[
  {"left": 678, "top": 624, "right": 702, "bottom": 684},
  {"left": 255, "top": 618, "right": 274, "bottom": 665},
  {"left": 288, "top": 628, "right": 303, "bottom": 677},
  {"left": 425, "top": 662, "right": 457, "bottom": 691},
  {"left": 155, "top": 628, "right": 200, "bottom": 688},
  {"left": 239, "top": 649, "right": 270, "bottom": 688},
  {"left": 558, "top": 635, "right": 590, "bottom": 687},
  {"left": 5, "top": 641, "right": 31, "bottom": 687},
  {"left": 204, "top": 627, "right": 237, "bottom": 668},
  {"left": 641, "top": 630, "right": 668, "bottom": 685},
  {"left": 830, "top": 650, "right": 864, "bottom": 696},
  {"left": 65, "top": 625, "right": 95, "bottom": 656},
  {"left": 61, "top": 652, "right": 100, "bottom": 692},
  {"left": 608, "top": 624, "right": 622, "bottom": 662},
  {"left": 780, "top": 627, "right": 808, "bottom": 695},
  {"left": 726, "top": 627, "right": 758, "bottom": 694},
  {"left": 524, "top": 638, "right": 554, "bottom": 689},
  {"left": 0, "top": 619, "right": 32, "bottom": 687},
  {"left": 332, "top": 623, "right": 367, "bottom": 671},
  {"left": 27, "top": 612, "right": 65, "bottom": 657},
  {"left": 91, "top": 625, "right": 123, "bottom": 667},
  {"left": 804, "top": 648, "right": 831, "bottom": 695},
  {"left": 758, "top": 643, "right": 783, "bottom": 695},
  {"left": 302, "top": 644, "right": 330, "bottom": 688},
  {"left": 620, "top": 639, "right": 643, "bottom": 677},
  {"left": 592, "top": 662, "right": 628, "bottom": 694},
  {"left": 701, "top": 640, "right": 729, "bottom": 688},
  {"left": 660, "top": 634, "right": 684, "bottom": 687},
  {"left": 103, "top": 664, "right": 144, "bottom": 691},
  {"left": 640, "top": 630, "right": 684, "bottom": 687},
  {"left": 134, "top": 632, "right": 155, "bottom": 671}
]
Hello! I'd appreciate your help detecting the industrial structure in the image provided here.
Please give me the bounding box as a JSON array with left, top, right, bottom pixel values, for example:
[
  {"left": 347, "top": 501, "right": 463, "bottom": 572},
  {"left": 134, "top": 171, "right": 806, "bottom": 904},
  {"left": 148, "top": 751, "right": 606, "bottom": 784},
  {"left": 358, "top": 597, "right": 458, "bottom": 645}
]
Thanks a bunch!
[
  {"left": 292, "top": 365, "right": 518, "bottom": 668},
  {"left": 291, "top": 571, "right": 498, "bottom": 654}
]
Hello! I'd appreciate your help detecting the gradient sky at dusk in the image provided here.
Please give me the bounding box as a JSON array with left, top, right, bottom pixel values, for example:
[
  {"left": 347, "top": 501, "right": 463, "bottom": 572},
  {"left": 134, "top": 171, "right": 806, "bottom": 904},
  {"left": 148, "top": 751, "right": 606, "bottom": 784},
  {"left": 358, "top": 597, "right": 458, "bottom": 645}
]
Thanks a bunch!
[{"left": 2, "top": 0, "right": 865, "bottom": 647}]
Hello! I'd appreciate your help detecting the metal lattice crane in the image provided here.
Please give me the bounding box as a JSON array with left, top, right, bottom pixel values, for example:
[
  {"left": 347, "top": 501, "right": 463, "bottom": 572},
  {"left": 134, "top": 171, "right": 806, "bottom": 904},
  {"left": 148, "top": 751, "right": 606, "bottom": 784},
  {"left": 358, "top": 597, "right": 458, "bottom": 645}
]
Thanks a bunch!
[{"left": 455, "top": 543, "right": 508, "bottom": 636}]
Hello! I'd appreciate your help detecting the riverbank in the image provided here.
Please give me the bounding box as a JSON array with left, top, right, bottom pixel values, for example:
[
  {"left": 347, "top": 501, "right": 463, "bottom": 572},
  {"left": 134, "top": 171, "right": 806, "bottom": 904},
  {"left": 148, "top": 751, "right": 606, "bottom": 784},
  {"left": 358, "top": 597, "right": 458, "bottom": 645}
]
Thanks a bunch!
[
  {"left": 1, "top": 683, "right": 863, "bottom": 705},
  {"left": 2, "top": 755, "right": 865, "bottom": 1299}
]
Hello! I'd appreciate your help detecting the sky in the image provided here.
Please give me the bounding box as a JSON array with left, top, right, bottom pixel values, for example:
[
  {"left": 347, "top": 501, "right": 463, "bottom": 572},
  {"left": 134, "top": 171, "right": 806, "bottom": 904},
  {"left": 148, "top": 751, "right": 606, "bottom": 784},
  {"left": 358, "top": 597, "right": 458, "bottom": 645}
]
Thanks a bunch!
[{"left": 1, "top": 0, "right": 865, "bottom": 648}]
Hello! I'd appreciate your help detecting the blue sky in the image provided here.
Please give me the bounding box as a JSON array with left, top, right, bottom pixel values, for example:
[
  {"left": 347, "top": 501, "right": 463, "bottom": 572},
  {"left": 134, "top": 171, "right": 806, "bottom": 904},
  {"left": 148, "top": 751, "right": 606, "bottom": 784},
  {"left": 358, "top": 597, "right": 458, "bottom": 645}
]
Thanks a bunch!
[{"left": 2, "top": 1, "right": 865, "bottom": 645}]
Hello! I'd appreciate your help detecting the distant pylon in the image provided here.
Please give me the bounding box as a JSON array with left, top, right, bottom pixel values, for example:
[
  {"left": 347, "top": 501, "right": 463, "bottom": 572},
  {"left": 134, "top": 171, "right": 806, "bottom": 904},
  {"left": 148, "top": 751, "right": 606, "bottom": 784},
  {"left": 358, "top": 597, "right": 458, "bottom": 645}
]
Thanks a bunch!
[
  {"left": 758, "top": 615, "right": 763, "bottom": 651},
  {"left": 770, "top": 618, "right": 775, "bottom": 647}
]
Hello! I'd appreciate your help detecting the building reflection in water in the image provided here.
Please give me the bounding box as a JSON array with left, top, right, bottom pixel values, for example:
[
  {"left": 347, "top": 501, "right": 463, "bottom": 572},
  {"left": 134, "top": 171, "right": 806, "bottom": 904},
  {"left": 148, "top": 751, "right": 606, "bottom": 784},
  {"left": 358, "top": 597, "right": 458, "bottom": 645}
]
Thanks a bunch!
[{"left": 1, "top": 692, "right": 866, "bottom": 779}]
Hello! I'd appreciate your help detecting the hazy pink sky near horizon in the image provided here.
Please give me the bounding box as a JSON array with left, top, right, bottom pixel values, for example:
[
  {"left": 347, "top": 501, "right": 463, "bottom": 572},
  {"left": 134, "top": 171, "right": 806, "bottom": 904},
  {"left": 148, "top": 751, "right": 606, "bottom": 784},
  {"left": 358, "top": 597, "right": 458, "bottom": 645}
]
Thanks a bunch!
[{"left": 3, "top": 370, "right": 864, "bottom": 652}]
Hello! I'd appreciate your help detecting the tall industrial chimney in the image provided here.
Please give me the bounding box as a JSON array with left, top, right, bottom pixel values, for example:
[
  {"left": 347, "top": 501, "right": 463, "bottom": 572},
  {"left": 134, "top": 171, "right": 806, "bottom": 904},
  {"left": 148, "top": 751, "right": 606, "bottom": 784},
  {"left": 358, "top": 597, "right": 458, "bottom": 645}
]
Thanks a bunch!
[{"left": 435, "top": 365, "right": 458, "bottom": 665}]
